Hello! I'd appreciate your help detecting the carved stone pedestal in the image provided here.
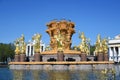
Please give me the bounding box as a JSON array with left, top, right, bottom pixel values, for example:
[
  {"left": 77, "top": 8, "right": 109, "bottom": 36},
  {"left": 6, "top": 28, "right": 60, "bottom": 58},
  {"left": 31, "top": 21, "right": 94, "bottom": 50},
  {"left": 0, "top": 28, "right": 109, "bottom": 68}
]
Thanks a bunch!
[
  {"left": 57, "top": 51, "right": 64, "bottom": 61},
  {"left": 104, "top": 54, "right": 109, "bottom": 61},
  {"left": 81, "top": 53, "right": 87, "bottom": 61},
  {"left": 15, "top": 54, "right": 20, "bottom": 62},
  {"left": 97, "top": 53, "right": 103, "bottom": 61},
  {"left": 34, "top": 53, "right": 40, "bottom": 62},
  {"left": 20, "top": 54, "right": 26, "bottom": 62}
]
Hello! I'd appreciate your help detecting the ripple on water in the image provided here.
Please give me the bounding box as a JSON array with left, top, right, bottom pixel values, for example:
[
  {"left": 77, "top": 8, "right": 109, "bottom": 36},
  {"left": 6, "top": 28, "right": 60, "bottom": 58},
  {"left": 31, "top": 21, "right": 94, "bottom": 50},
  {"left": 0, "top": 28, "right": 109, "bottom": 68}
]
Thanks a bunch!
[{"left": 0, "top": 65, "right": 120, "bottom": 80}]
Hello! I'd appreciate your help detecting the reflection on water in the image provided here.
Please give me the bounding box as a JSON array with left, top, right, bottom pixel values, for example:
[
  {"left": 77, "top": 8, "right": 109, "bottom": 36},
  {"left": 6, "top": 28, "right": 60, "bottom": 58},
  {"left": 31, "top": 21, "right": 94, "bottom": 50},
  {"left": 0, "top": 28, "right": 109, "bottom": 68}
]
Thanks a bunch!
[
  {"left": 11, "top": 66, "right": 120, "bottom": 80},
  {"left": 0, "top": 65, "right": 120, "bottom": 80},
  {"left": 12, "top": 70, "right": 113, "bottom": 80}
]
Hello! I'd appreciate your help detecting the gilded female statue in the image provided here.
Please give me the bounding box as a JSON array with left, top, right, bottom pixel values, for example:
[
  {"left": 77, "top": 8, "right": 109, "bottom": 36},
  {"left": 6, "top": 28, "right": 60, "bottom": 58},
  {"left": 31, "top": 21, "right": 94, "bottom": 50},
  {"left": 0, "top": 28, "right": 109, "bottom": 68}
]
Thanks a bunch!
[
  {"left": 102, "top": 38, "right": 108, "bottom": 54},
  {"left": 14, "top": 34, "right": 26, "bottom": 54},
  {"left": 95, "top": 34, "right": 103, "bottom": 54},
  {"left": 14, "top": 38, "right": 20, "bottom": 54},
  {"left": 20, "top": 34, "right": 26, "bottom": 54},
  {"left": 78, "top": 32, "right": 90, "bottom": 55},
  {"left": 32, "top": 33, "right": 41, "bottom": 53}
]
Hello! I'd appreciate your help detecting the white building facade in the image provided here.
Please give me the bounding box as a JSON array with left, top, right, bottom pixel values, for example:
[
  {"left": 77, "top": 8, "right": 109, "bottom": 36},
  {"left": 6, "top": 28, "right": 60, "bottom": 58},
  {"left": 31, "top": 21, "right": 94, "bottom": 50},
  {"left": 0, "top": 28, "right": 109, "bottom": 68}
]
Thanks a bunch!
[
  {"left": 108, "top": 35, "right": 120, "bottom": 62},
  {"left": 26, "top": 40, "right": 45, "bottom": 57}
]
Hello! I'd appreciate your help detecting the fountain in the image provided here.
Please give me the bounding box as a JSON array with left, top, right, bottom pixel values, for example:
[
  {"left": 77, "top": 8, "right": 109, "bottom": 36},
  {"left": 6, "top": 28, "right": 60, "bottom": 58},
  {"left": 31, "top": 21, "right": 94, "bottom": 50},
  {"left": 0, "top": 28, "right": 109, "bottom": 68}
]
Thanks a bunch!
[{"left": 9, "top": 20, "right": 114, "bottom": 70}]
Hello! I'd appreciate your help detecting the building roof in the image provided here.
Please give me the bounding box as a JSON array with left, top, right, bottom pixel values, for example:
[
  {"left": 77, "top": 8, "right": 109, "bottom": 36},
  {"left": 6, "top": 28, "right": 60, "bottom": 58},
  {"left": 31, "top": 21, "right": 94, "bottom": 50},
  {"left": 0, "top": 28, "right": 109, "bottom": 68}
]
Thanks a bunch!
[
  {"left": 115, "top": 34, "right": 120, "bottom": 39},
  {"left": 109, "top": 39, "right": 120, "bottom": 44},
  {"left": 108, "top": 34, "right": 120, "bottom": 47}
]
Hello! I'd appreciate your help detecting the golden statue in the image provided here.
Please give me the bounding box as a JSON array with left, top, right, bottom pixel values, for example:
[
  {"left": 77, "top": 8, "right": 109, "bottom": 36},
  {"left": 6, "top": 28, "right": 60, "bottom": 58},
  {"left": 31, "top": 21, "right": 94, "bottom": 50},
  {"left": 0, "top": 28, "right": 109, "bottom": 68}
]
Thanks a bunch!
[
  {"left": 20, "top": 34, "right": 26, "bottom": 54},
  {"left": 21, "top": 41, "right": 26, "bottom": 54},
  {"left": 95, "top": 34, "right": 103, "bottom": 54},
  {"left": 102, "top": 38, "right": 108, "bottom": 54},
  {"left": 32, "top": 33, "right": 42, "bottom": 53},
  {"left": 14, "top": 34, "right": 26, "bottom": 54},
  {"left": 14, "top": 38, "right": 20, "bottom": 54},
  {"left": 19, "top": 34, "right": 24, "bottom": 42},
  {"left": 54, "top": 31, "right": 64, "bottom": 51},
  {"left": 78, "top": 32, "right": 90, "bottom": 55}
]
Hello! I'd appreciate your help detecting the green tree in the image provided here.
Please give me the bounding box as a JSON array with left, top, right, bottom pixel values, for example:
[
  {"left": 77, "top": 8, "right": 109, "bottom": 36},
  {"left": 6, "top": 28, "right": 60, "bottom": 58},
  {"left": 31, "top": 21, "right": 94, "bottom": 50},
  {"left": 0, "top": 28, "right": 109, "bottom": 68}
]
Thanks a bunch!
[
  {"left": 0, "top": 43, "right": 15, "bottom": 62},
  {"left": 90, "top": 45, "right": 95, "bottom": 55}
]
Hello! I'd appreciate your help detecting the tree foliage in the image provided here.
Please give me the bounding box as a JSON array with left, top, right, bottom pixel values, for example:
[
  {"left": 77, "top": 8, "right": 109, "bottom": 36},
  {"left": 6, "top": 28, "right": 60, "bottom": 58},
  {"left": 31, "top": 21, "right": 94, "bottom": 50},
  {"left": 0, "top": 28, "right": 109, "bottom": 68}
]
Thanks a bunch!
[
  {"left": 90, "top": 45, "right": 95, "bottom": 55},
  {"left": 0, "top": 43, "right": 15, "bottom": 62}
]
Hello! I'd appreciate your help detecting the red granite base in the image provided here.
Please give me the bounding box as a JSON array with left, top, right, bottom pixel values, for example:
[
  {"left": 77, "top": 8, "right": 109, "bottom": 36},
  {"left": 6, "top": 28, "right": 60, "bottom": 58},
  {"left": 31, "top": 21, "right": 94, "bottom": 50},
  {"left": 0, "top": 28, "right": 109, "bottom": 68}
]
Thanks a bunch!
[
  {"left": 104, "top": 54, "right": 109, "bottom": 61},
  {"left": 34, "top": 53, "right": 40, "bottom": 62},
  {"left": 20, "top": 54, "right": 26, "bottom": 62},
  {"left": 15, "top": 54, "right": 20, "bottom": 62},
  {"left": 57, "top": 51, "right": 64, "bottom": 61},
  {"left": 81, "top": 53, "right": 87, "bottom": 61},
  {"left": 97, "top": 53, "right": 104, "bottom": 61}
]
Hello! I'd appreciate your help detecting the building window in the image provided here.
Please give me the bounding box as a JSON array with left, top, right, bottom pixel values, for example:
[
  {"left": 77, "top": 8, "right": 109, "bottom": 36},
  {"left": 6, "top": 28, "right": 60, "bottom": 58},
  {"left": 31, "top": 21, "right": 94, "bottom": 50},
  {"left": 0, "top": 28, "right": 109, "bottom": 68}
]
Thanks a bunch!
[
  {"left": 31, "top": 46, "right": 33, "bottom": 56},
  {"left": 28, "top": 46, "right": 30, "bottom": 56},
  {"left": 41, "top": 46, "right": 43, "bottom": 52},
  {"left": 115, "top": 47, "right": 118, "bottom": 55}
]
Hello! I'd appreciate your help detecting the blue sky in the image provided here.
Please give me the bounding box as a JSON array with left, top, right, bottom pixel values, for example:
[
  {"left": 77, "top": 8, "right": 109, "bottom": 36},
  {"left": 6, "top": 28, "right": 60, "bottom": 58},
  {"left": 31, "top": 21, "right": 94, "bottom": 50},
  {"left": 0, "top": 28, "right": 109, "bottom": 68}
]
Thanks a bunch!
[{"left": 0, "top": 0, "right": 120, "bottom": 46}]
